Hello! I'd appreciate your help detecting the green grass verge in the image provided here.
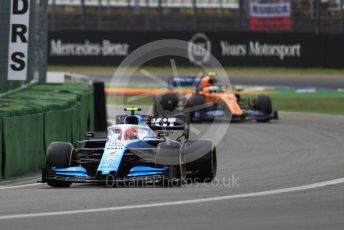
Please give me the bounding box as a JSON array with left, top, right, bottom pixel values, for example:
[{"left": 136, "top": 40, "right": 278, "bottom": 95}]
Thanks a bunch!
[
  {"left": 107, "top": 90, "right": 344, "bottom": 115},
  {"left": 244, "top": 90, "right": 344, "bottom": 115},
  {"left": 49, "top": 65, "right": 344, "bottom": 77}
]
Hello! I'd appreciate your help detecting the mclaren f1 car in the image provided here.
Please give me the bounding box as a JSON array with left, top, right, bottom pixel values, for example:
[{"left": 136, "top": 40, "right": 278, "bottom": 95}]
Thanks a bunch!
[
  {"left": 154, "top": 74, "right": 278, "bottom": 122},
  {"left": 41, "top": 108, "right": 217, "bottom": 187}
]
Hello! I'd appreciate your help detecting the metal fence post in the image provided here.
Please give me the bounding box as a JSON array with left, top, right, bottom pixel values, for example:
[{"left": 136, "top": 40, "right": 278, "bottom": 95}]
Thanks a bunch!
[
  {"left": 192, "top": 0, "right": 197, "bottom": 31},
  {"left": 291, "top": 0, "right": 295, "bottom": 32},
  {"left": 80, "top": 0, "right": 85, "bottom": 30},
  {"left": 310, "top": 0, "right": 314, "bottom": 20},
  {"left": 341, "top": 0, "right": 344, "bottom": 32},
  {"left": 239, "top": 0, "right": 244, "bottom": 18},
  {"left": 39, "top": 0, "right": 48, "bottom": 83},
  {"left": 241, "top": 0, "right": 250, "bottom": 31},
  {"left": 0, "top": 0, "right": 10, "bottom": 93},
  {"left": 316, "top": 0, "right": 320, "bottom": 33},
  {"left": 27, "top": 0, "right": 35, "bottom": 84},
  {"left": 97, "top": 0, "right": 102, "bottom": 31},
  {"left": 144, "top": 0, "right": 150, "bottom": 30},
  {"left": 107, "top": 0, "right": 112, "bottom": 14},
  {"left": 51, "top": 0, "right": 56, "bottom": 31},
  {"left": 157, "top": 0, "right": 162, "bottom": 31}
]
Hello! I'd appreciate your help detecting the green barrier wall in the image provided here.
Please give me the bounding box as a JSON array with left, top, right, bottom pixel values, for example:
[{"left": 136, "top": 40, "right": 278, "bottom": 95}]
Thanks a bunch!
[
  {"left": 3, "top": 114, "right": 44, "bottom": 178},
  {"left": 45, "top": 109, "right": 73, "bottom": 148},
  {"left": 0, "top": 83, "right": 94, "bottom": 179},
  {"left": 0, "top": 117, "right": 2, "bottom": 179}
]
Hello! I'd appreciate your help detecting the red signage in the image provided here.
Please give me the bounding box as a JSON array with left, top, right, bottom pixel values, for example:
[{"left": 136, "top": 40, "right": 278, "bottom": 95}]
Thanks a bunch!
[{"left": 250, "top": 2, "right": 292, "bottom": 31}]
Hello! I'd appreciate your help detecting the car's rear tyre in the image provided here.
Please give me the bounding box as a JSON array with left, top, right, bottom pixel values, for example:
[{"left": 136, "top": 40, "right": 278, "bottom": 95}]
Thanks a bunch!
[
  {"left": 186, "top": 95, "right": 206, "bottom": 122},
  {"left": 183, "top": 140, "right": 217, "bottom": 183},
  {"left": 45, "top": 142, "right": 74, "bottom": 188},
  {"left": 154, "top": 93, "right": 179, "bottom": 116},
  {"left": 156, "top": 141, "right": 185, "bottom": 187},
  {"left": 253, "top": 95, "right": 272, "bottom": 123}
]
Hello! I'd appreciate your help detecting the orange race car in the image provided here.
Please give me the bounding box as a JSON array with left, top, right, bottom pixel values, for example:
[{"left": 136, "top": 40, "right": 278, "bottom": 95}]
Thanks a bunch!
[{"left": 154, "top": 74, "right": 278, "bottom": 122}]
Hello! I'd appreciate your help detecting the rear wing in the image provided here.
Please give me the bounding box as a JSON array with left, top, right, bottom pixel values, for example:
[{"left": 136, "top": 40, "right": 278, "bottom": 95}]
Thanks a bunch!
[
  {"left": 148, "top": 114, "right": 190, "bottom": 139},
  {"left": 115, "top": 114, "right": 187, "bottom": 131},
  {"left": 116, "top": 114, "right": 189, "bottom": 139},
  {"left": 148, "top": 114, "right": 186, "bottom": 131},
  {"left": 167, "top": 76, "right": 201, "bottom": 88}
]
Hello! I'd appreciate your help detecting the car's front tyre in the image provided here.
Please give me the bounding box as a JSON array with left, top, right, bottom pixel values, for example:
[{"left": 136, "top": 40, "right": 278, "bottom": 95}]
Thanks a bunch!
[
  {"left": 253, "top": 95, "right": 273, "bottom": 123},
  {"left": 183, "top": 140, "right": 217, "bottom": 183},
  {"left": 45, "top": 142, "right": 74, "bottom": 188},
  {"left": 156, "top": 141, "right": 186, "bottom": 187}
]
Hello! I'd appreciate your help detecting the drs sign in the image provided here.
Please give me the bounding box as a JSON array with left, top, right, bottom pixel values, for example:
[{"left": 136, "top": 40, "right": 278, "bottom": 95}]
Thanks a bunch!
[{"left": 8, "top": 0, "right": 30, "bottom": 81}]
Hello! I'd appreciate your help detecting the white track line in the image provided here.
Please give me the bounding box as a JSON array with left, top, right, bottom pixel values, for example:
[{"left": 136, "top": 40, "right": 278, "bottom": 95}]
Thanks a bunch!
[
  {"left": 0, "top": 177, "right": 343, "bottom": 220},
  {"left": 0, "top": 183, "right": 41, "bottom": 190}
]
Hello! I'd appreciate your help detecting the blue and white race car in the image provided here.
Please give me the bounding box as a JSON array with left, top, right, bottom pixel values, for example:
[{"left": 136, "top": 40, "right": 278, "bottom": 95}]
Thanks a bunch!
[{"left": 42, "top": 108, "right": 217, "bottom": 187}]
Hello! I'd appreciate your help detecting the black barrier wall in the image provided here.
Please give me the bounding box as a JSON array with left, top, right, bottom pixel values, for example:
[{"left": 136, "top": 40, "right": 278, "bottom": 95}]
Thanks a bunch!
[
  {"left": 93, "top": 82, "right": 107, "bottom": 132},
  {"left": 48, "top": 31, "right": 343, "bottom": 68}
]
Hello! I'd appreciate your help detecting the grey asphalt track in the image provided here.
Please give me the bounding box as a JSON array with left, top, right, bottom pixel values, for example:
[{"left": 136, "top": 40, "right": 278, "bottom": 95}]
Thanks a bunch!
[
  {"left": 0, "top": 112, "right": 343, "bottom": 230},
  {"left": 88, "top": 73, "right": 344, "bottom": 88}
]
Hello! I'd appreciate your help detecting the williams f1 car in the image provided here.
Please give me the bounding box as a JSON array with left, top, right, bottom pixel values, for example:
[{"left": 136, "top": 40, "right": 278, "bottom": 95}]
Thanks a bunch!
[
  {"left": 154, "top": 74, "right": 278, "bottom": 122},
  {"left": 41, "top": 108, "right": 217, "bottom": 187}
]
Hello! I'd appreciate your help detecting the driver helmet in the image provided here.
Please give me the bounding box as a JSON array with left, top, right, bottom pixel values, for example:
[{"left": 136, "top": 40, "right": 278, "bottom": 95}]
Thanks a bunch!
[
  {"left": 198, "top": 76, "right": 212, "bottom": 90},
  {"left": 198, "top": 73, "right": 217, "bottom": 91},
  {"left": 124, "top": 128, "right": 138, "bottom": 140}
]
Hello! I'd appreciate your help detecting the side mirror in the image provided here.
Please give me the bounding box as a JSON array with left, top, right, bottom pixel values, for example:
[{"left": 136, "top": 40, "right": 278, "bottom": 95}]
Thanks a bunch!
[{"left": 85, "top": 132, "right": 95, "bottom": 138}]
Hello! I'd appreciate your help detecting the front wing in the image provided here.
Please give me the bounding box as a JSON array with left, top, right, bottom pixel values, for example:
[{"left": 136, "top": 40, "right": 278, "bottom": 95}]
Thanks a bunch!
[
  {"left": 41, "top": 166, "right": 169, "bottom": 185},
  {"left": 191, "top": 109, "right": 278, "bottom": 122}
]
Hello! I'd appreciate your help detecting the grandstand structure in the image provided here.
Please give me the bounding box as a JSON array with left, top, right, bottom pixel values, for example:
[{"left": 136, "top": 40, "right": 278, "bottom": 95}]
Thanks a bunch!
[
  {"left": 48, "top": 0, "right": 344, "bottom": 33},
  {"left": 49, "top": 0, "right": 239, "bottom": 8}
]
